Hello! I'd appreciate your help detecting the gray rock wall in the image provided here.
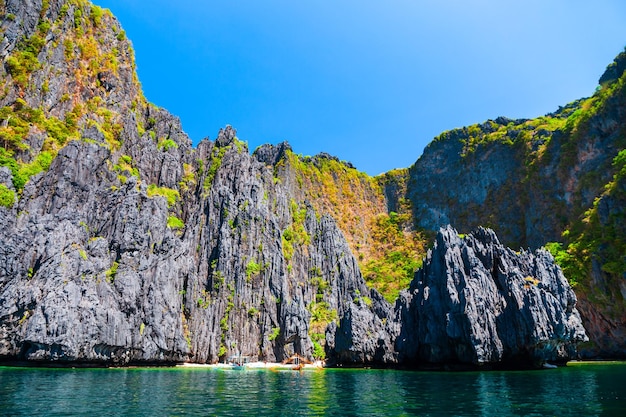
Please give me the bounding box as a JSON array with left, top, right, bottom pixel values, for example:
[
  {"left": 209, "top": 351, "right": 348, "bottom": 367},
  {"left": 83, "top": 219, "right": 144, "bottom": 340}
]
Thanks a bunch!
[
  {"left": 396, "top": 227, "right": 587, "bottom": 367},
  {"left": 0, "top": 124, "right": 383, "bottom": 365},
  {"left": 326, "top": 226, "right": 588, "bottom": 368},
  {"left": 0, "top": 0, "right": 591, "bottom": 368}
]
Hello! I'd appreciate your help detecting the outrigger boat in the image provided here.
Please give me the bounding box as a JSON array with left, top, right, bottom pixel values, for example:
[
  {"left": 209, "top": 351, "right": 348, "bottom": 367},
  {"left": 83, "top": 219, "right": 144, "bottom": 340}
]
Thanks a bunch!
[
  {"left": 226, "top": 354, "right": 251, "bottom": 370},
  {"left": 279, "top": 353, "right": 313, "bottom": 371},
  {"left": 212, "top": 353, "right": 323, "bottom": 371}
]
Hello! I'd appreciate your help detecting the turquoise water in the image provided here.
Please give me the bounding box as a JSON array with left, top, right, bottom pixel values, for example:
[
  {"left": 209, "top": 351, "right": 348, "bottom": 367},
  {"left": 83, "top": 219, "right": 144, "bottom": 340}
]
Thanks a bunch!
[{"left": 1, "top": 363, "right": 625, "bottom": 416}]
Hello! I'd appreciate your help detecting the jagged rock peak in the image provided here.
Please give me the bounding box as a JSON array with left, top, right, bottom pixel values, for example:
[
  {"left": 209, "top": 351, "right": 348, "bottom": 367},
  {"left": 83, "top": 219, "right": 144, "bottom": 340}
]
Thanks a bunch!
[
  {"left": 311, "top": 152, "right": 355, "bottom": 170},
  {"left": 599, "top": 46, "right": 626, "bottom": 85},
  {"left": 395, "top": 225, "right": 588, "bottom": 367},
  {"left": 253, "top": 141, "right": 292, "bottom": 165},
  {"left": 328, "top": 226, "right": 588, "bottom": 368},
  {"left": 215, "top": 125, "right": 237, "bottom": 147},
  {"left": 493, "top": 116, "right": 515, "bottom": 126}
]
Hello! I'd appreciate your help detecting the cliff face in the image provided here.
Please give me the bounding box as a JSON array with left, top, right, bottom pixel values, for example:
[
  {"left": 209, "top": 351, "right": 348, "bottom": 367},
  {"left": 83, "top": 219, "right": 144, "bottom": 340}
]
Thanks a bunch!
[
  {"left": 326, "top": 226, "right": 587, "bottom": 368},
  {"left": 0, "top": 0, "right": 378, "bottom": 364},
  {"left": 0, "top": 121, "right": 381, "bottom": 363},
  {"left": 401, "top": 52, "right": 626, "bottom": 358},
  {"left": 396, "top": 227, "right": 587, "bottom": 367},
  {"left": 0, "top": 0, "right": 603, "bottom": 367}
]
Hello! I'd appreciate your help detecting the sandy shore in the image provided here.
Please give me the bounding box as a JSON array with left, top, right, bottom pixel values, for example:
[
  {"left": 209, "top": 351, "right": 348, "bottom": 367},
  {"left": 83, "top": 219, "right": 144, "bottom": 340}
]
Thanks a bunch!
[
  {"left": 566, "top": 360, "right": 626, "bottom": 366},
  {"left": 177, "top": 361, "right": 325, "bottom": 370}
]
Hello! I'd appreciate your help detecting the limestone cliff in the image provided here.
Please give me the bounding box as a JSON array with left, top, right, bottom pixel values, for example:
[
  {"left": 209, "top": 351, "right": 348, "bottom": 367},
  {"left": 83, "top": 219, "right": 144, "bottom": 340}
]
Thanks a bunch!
[
  {"left": 326, "top": 226, "right": 587, "bottom": 368},
  {"left": 397, "top": 50, "right": 626, "bottom": 358},
  {"left": 0, "top": 0, "right": 374, "bottom": 364},
  {"left": 0, "top": 0, "right": 599, "bottom": 367},
  {"left": 401, "top": 227, "right": 586, "bottom": 367}
]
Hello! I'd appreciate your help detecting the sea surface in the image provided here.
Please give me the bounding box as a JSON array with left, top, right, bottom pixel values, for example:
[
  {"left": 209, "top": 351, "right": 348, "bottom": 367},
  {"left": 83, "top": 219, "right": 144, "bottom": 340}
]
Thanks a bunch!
[{"left": 1, "top": 362, "right": 625, "bottom": 416}]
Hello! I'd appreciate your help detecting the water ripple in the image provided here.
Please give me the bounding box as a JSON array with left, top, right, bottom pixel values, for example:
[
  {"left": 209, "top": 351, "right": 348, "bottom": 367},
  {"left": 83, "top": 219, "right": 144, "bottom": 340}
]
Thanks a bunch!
[{"left": 1, "top": 364, "right": 625, "bottom": 416}]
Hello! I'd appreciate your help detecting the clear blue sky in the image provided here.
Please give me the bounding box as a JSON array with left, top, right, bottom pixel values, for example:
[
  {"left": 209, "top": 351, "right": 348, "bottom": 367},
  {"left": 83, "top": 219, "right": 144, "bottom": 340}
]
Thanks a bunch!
[{"left": 95, "top": 0, "right": 626, "bottom": 175}]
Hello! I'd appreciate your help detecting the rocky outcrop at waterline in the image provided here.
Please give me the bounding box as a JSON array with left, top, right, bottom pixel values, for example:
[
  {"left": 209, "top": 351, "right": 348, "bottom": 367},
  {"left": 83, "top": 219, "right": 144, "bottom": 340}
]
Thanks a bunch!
[
  {"left": 399, "top": 227, "right": 587, "bottom": 367},
  {"left": 326, "top": 226, "right": 588, "bottom": 368}
]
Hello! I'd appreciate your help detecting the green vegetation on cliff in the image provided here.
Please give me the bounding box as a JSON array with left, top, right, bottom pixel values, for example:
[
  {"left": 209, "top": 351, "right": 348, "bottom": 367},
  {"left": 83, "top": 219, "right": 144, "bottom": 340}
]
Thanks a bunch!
[
  {"left": 547, "top": 148, "right": 626, "bottom": 315},
  {"left": 544, "top": 54, "right": 626, "bottom": 310},
  {"left": 280, "top": 150, "right": 386, "bottom": 261},
  {"left": 0, "top": 183, "right": 15, "bottom": 208},
  {"left": 0, "top": 99, "right": 77, "bottom": 191},
  {"left": 282, "top": 199, "right": 310, "bottom": 266},
  {"left": 0, "top": 1, "right": 145, "bottom": 192},
  {"left": 361, "top": 212, "right": 428, "bottom": 302},
  {"left": 277, "top": 150, "right": 430, "bottom": 302}
]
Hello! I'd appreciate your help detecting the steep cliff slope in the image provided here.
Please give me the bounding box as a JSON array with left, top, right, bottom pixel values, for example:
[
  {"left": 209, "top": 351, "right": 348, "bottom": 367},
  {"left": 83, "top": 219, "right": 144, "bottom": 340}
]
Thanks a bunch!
[
  {"left": 0, "top": 0, "right": 593, "bottom": 367},
  {"left": 402, "top": 49, "right": 626, "bottom": 357},
  {"left": 0, "top": 0, "right": 390, "bottom": 365},
  {"left": 326, "top": 226, "right": 587, "bottom": 368},
  {"left": 265, "top": 148, "right": 429, "bottom": 302}
]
